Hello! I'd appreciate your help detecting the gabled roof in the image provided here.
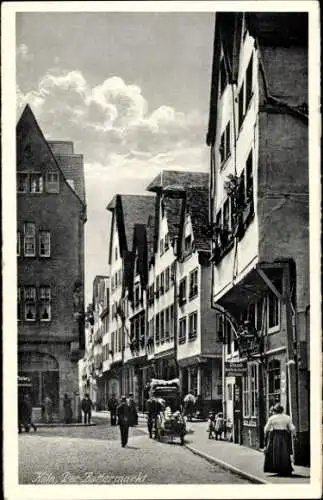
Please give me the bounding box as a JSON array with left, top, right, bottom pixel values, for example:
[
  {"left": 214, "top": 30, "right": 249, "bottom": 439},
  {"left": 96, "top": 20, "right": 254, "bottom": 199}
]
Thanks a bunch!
[
  {"left": 146, "top": 170, "right": 209, "bottom": 193},
  {"left": 185, "top": 187, "right": 210, "bottom": 252},
  {"left": 107, "top": 194, "right": 155, "bottom": 259},
  {"left": 17, "top": 105, "right": 86, "bottom": 211}
]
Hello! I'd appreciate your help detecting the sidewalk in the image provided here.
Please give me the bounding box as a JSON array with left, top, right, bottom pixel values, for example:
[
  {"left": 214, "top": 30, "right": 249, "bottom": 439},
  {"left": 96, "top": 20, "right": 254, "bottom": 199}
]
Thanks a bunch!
[{"left": 184, "top": 421, "right": 310, "bottom": 484}]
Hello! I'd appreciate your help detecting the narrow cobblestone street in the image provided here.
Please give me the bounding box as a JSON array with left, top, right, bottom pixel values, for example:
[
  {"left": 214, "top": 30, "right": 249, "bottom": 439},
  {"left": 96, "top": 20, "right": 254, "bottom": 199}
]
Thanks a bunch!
[{"left": 19, "top": 416, "right": 251, "bottom": 484}]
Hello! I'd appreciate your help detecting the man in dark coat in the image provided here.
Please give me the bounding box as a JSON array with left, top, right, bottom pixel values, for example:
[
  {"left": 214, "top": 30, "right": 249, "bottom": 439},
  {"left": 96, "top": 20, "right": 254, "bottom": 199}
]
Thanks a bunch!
[
  {"left": 117, "top": 396, "right": 130, "bottom": 447},
  {"left": 107, "top": 393, "right": 118, "bottom": 426},
  {"left": 23, "top": 394, "right": 37, "bottom": 431},
  {"left": 81, "top": 394, "right": 93, "bottom": 424},
  {"left": 63, "top": 394, "right": 73, "bottom": 424},
  {"left": 146, "top": 396, "right": 159, "bottom": 438},
  {"left": 128, "top": 392, "right": 138, "bottom": 427}
]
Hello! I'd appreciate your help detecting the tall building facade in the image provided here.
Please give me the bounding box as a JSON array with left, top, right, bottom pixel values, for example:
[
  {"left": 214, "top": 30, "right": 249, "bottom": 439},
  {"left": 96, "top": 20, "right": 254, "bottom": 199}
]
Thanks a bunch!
[
  {"left": 207, "top": 13, "right": 309, "bottom": 464},
  {"left": 17, "top": 105, "right": 87, "bottom": 421}
]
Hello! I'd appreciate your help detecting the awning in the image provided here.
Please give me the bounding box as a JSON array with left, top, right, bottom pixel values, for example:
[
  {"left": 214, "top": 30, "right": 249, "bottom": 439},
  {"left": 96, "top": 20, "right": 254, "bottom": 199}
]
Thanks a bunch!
[
  {"left": 177, "top": 354, "right": 221, "bottom": 368},
  {"left": 217, "top": 262, "right": 284, "bottom": 317}
]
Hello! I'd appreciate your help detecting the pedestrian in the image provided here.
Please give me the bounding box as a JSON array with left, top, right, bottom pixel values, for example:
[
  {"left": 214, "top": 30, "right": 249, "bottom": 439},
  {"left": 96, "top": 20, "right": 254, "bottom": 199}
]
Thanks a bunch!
[
  {"left": 63, "top": 394, "right": 73, "bottom": 424},
  {"left": 207, "top": 412, "right": 216, "bottom": 439},
  {"left": 264, "top": 403, "right": 296, "bottom": 477},
  {"left": 18, "top": 393, "right": 29, "bottom": 433},
  {"left": 183, "top": 392, "right": 195, "bottom": 422},
  {"left": 107, "top": 393, "right": 118, "bottom": 426},
  {"left": 117, "top": 395, "right": 130, "bottom": 447},
  {"left": 43, "top": 394, "right": 53, "bottom": 423},
  {"left": 146, "top": 396, "right": 159, "bottom": 439},
  {"left": 128, "top": 392, "right": 138, "bottom": 426},
  {"left": 81, "top": 393, "right": 93, "bottom": 424},
  {"left": 23, "top": 394, "right": 37, "bottom": 431},
  {"left": 214, "top": 412, "right": 224, "bottom": 440}
]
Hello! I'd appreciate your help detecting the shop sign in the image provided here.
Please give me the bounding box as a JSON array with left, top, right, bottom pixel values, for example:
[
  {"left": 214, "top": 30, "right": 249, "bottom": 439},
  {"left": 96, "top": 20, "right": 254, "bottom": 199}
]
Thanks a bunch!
[
  {"left": 18, "top": 375, "right": 32, "bottom": 387},
  {"left": 225, "top": 361, "right": 247, "bottom": 377}
]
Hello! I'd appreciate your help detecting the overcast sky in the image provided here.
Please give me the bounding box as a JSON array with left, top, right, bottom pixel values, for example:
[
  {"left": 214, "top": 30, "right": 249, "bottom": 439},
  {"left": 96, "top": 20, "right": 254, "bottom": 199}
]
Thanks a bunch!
[{"left": 16, "top": 11, "right": 215, "bottom": 304}]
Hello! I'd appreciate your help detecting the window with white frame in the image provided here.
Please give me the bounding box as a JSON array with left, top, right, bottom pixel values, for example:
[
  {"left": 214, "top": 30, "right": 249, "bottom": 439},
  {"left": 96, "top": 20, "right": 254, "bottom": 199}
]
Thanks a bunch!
[
  {"left": 165, "top": 307, "right": 170, "bottom": 341},
  {"left": 160, "top": 272, "right": 165, "bottom": 295},
  {"left": 268, "top": 292, "right": 280, "bottom": 330},
  {"left": 170, "top": 304, "right": 174, "bottom": 340},
  {"left": 223, "top": 198, "right": 230, "bottom": 231},
  {"left": 39, "top": 231, "right": 51, "bottom": 257},
  {"left": 30, "top": 173, "right": 43, "bottom": 193},
  {"left": 238, "top": 52, "right": 254, "bottom": 130},
  {"left": 24, "top": 223, "right": 36, "bottom": 257},
  {"left": 179, "top": 277, "right": 187, "bottom": 305},
  {"left": 155, "top": 313, "right": 160, "bottom": 344},
  {"left": 118, "top": 328, "right": 122, "bottom": 352},
  {"left": 245, "top": 151, "right": 254, "bottom": 204},
  {"left": 220, "top": 122, "right": 231, "bottom": 164},
  {"left": 24, "top": 286, "right": 36, "bottom": 321},
  {"left": 17, "top": 231, "right": 21, "bottom": 256},
  {"left": 160, "top": 238, "right": 164, "bottom": 256},
  {"left": 46, "top": 172, "right": 60, "bottom": 193},
  {"left": 179, "top": 317, "right": 186, "bottom": 344},
  {"left": 160, "top": 310, "right": 165, "bottom": 343},
  {"left": 188, "top": 311, "right": 198, "bottom": 340},
  {"left": 189, "top": 268, "right": 198, "bottom": 299},
  {"left": 170, "top": 262, "right": 176, "bottom": 284},
  {"left": 165, "top": 233, "right": 169, "bottom": 251},
  {"left": 165, "top": 267, "right": 170, "bottom": 292},
  {"left": 134, "top": 283, "right": 140, "bottom": 308},
  {"left": 156, "top": 275, "right": 160, "bottom": 298},
  {"left": 246, "top": 53, "right": 253, "bottom": 110},
  {"left": 267, "top": 359, "right": 281, "bottom": 409},
  {"left": 39, "top": 286, "right": 51, "bottom": 321},
  {"left": 238, "top": 81, "right": 245, "bottom": 129}
]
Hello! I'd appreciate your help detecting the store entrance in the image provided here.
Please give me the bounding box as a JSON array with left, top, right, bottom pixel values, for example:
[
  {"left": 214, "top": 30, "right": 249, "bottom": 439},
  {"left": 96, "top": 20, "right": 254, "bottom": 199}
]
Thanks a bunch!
[{"left": 18, "top": 352, "right": 59, "bottom": 409}]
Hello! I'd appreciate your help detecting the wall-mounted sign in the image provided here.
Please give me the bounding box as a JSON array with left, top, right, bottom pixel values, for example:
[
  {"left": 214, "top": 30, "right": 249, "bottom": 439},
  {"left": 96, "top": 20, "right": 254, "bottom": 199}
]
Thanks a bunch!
[{"left": 225, "top": 361, "right": 247, "bottom": 377}]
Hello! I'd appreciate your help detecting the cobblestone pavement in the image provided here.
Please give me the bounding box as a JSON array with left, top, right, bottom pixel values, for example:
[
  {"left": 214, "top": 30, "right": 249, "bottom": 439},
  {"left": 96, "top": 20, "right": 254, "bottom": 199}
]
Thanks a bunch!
[{"left": 19, "top": 417, "right": 252, "bottom": 484}]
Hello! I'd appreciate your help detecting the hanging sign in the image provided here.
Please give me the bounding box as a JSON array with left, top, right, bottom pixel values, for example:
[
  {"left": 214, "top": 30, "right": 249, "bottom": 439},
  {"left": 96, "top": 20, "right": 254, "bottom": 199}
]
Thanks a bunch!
[{"left": 225, "top": 361, "right": 247, "bottom": 377}]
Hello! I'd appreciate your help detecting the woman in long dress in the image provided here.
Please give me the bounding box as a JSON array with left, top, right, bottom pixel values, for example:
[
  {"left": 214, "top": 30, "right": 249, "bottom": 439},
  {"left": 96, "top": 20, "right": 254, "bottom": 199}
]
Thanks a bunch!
[{"left": 264, "top": 403, "right": 296, "bottom": 476}]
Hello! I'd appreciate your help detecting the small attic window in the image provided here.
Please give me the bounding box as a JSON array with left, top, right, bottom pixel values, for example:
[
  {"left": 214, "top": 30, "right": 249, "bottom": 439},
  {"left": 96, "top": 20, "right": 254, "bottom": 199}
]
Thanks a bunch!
[
  {"left": 67, "top": 179, "right": 75, "bottom": 190},
  {"left": 46, "top": 172, "right": 59, "bottom": 193}
]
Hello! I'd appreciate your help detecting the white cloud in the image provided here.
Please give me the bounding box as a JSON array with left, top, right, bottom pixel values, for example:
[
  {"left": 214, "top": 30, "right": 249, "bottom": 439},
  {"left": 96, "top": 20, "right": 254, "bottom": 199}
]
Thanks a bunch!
[{"left": 17, "top": 69, "right": 207, "bottom": 164}]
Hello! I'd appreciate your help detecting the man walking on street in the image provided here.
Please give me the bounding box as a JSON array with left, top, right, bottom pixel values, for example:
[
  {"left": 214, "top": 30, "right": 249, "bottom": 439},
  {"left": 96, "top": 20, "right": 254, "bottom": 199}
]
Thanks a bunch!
[
  {"left": 81, "top": 393, "right": 93, "bottom": 425},
  {"left": 117, "top": 395, "right": 130, "bottom": 447},
  {"left": 128, "top": 392, "right": 138, "bottom": 427},
  {"left": 107, "top": 393, "right": 118, "bottom": 426}
]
